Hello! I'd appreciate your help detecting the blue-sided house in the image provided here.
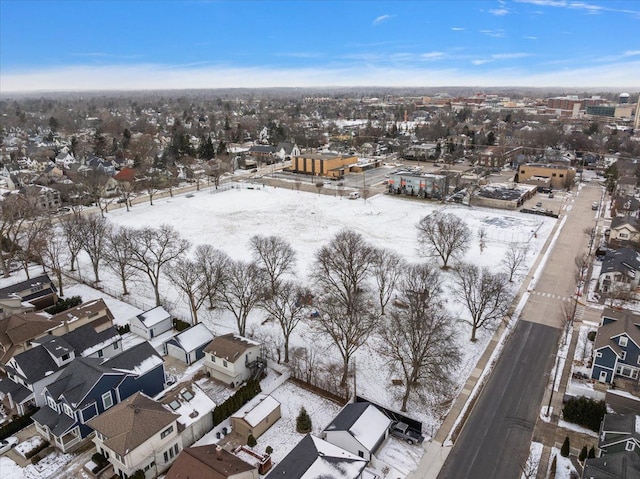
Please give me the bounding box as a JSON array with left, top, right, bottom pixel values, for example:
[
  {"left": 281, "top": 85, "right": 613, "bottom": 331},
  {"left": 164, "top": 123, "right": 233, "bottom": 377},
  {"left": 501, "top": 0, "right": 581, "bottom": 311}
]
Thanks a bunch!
[
  {"left": 591, "top": 308, "right": 640, "bottom": 385},
  {"left": 32, "top": 341, "right": 165, "bottom": 453}
]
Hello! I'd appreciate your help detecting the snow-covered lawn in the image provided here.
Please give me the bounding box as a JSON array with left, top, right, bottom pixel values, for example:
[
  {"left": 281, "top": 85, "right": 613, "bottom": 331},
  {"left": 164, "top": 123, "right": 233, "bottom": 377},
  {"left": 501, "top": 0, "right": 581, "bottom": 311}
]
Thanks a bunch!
[
  {"left": 0, "top": 187, "right": 558, "bottom": 477},
  {"left": 547, "top": 447, "right": 578, "bottom": 479},
  {"left": 522, "top": 441, "right": 543, "bottom": 479},
  {"left": 14, "top": 435, "right": 45, "bottom": 458}
]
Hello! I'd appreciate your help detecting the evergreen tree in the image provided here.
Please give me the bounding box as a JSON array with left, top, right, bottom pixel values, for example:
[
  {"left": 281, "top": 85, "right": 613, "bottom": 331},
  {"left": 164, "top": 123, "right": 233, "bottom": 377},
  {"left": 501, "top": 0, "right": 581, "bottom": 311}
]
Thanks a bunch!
[
  {"left": 550, "top": 455, "right": 557, "bottom": 474},
  {"left": 579, "top": 445, "right": 587, "bottom": 462},
  {"left": 265, "top": 446, "right": 273, "bottom": 455},
  {"left": 296, "top": 407, "right": 312, "bottom": 433},
  {"left": 561, "top": 436, "right": 570, "bottom": 457},
  {"left": 588, "top": 446, "right": 596, "bottom": 459},
  {"left": 247, "top": 434, "right": 257, "bottom": 448}
]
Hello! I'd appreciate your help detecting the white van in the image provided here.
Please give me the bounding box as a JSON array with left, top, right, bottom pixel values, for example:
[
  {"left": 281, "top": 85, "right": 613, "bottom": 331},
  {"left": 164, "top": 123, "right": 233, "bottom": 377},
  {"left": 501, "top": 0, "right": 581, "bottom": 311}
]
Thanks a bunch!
[{"left": 348, "top": 192, "right": 361, "bottom": 199}]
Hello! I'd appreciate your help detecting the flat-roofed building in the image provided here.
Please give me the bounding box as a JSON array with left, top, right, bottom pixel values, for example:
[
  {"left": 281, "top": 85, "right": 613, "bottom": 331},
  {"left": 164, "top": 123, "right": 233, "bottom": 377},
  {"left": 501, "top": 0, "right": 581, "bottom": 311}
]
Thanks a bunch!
[{"left": 287, "top": 153, "right": 357, "bottom": 178}]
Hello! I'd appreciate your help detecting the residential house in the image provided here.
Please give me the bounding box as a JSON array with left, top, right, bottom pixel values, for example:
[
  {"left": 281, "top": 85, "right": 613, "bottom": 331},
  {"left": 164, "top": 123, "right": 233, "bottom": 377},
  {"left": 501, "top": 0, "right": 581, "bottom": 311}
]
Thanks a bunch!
[
  {"left": 248, "top": 145, "right": 277, "bottom": 164},
  {"left": 203, "top": 334, "right": 262, "bottom": 388},
  {"left": 230, "top": 394, "right": 281, "bottom": 441},
  {"left": 0, "top": 298, "right": 115, "bottom": 367},
  {"left": 591, "top": 308, "right": 640, "bottom": 385},
  {"left": 155, "top": 380, "right": 215, "bottom": 448},
  {"left": 609, "top": 216, "right": 640, "bottom": 246},
  {"left": 21, "top": 184, "right": 62, "bottom": 211},
  {"left": 598, "top": 248, "right": 640, "bottom": 296},
  {"left": 597, "top": 413, "right": 640, "bottom": 456},
  {"left": 0, "top": 321, "right": 121, "bottom": 414},
  {"left": 0, "top": 274, "right": 58, "bottom": 310},
  {"left": 85, "top": 156, "right": 116, "bottom": 176},
  {"left": 611, "top": 195, "right": 640, "bottom": 218},
  {"left": 88, "top": 392, "right": 182, "bottom": 479},
  {"left": 32, "top": 341, "right": 165, "bottom": 452},
  {"left": 129, "top": 306, "right": 172, "bottom": 341},
  {"left": 55, "top": 151, "right": 77, "bottom": 170},
  {"left": 165, "top": 445, "right": 258, "bottom": 479},
  {"left": 322, "top": 401, "right": 392, "bottom": 462},
  {"left": 582, "top": 452, "right": 640, "bottom": 478},
  {"left": 165, "top": 323, "right": 214, "bottom": 365},
  {"left": 275, "top": 142, "right": 300, "bottom": 161},
  {"left": 266, "top": 434, "right": 367, "bottom": 479}
]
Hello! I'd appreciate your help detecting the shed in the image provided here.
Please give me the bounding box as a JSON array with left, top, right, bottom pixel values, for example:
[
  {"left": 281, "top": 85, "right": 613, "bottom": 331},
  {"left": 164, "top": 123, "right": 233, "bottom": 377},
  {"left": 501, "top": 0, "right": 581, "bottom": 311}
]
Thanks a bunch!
[
  {"left": 129, "top": 306, "right": 172, "bottom": 340},
  {"left": 231, "top": 394, "right": 281, "bottom": 440},
  {"left": 166, "top": 323, "right": 214, "bottom": 365}
]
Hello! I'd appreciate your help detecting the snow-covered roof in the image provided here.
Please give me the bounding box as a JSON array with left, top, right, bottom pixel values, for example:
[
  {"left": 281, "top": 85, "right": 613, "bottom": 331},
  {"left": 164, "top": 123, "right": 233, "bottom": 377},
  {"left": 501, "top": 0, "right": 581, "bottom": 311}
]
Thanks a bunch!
[
  {"left": 135, "top": 306, "right": 171, "bottom": 327},
  {"left": 174, "top": 323, "right": 214, "bottom": 352},
  {"left": 349, "top": 404, "right": 392, "bottom": 451},
  {"left": 232, "top": 394, "right": 280, "bottom": 427},
  {"left": 156, "top": 382, "right": 215, "bottom": 429}
]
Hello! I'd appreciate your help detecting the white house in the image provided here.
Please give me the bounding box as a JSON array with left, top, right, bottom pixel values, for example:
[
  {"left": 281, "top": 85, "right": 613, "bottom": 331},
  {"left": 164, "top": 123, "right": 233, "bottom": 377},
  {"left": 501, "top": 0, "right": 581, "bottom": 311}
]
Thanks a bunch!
[
  {"left": 165, "top": 323, "right": 214, "bottom": 365},
  {"left": 130, "top": 306, "right": 172, "bottom": 340},
  {"left": 88, "top": 392, "right": 183, "bottom": 479},
  {"left": 203, "top": 334, "right": 262, "bottom": 387},
  {"left": 322, "top": 402, "right": 392, "bottom": 462}
]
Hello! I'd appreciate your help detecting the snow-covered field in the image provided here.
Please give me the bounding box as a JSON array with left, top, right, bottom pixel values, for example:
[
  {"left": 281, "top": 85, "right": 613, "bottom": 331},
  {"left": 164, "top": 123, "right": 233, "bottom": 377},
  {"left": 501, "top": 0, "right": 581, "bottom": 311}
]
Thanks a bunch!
[{"left": 0, "top": 186, "right": 557, "bottom": 476}]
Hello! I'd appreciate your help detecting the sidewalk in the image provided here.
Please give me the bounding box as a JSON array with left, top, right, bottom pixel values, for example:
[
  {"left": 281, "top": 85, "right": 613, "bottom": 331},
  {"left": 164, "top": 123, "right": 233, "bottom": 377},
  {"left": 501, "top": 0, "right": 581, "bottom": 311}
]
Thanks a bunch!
[{"left": 407, "top": 210, "right": 567, "bottom": 479}]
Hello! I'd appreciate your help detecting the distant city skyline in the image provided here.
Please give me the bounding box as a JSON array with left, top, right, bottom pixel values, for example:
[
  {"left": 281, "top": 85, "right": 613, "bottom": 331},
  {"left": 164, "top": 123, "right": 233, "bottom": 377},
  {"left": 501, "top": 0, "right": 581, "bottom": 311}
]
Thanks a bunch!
[{"left": 1, "top": 0, "right": 639, "bottom": 93}]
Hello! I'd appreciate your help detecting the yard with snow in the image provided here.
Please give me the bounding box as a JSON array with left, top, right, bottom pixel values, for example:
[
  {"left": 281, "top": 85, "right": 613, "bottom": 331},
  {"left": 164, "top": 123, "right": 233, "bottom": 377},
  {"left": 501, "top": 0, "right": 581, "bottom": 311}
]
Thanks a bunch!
[{"left": 0, "top": 185, "right": 558, "bottom": 476}]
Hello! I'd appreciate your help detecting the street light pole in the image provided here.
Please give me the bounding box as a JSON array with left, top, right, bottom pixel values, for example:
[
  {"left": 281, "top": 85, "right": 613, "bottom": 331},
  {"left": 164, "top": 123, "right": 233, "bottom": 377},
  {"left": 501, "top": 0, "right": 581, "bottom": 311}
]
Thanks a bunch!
[{"left": 546, "top": 352, "right": 565, "bottom": 418}]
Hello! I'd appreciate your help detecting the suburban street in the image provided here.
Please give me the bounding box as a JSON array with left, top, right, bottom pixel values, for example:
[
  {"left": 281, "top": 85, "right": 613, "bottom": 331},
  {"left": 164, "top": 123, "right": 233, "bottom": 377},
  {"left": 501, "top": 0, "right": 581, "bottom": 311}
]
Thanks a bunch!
[{"left": 437, "top": 182, "right": 604, "bottom": 479}]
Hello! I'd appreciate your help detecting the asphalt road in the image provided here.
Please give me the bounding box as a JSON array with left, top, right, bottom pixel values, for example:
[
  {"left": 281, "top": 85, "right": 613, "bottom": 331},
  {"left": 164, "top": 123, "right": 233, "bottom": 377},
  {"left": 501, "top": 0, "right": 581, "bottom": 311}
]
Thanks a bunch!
[{"left": 438, "top": 321, "right": 560, "bottom": 479}]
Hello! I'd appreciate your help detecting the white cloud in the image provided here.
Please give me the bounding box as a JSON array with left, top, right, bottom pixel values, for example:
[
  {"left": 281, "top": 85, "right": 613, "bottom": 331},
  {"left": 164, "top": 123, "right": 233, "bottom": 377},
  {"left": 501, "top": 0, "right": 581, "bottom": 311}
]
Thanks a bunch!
[
  {"left": 451, "top": 27, "right": 465, "bottom": 31},
  {"left": 1, "top": 60, "right": 639, "bottom": 92},
  {"left": 372, "top": 14, "right": 393, "bottom": 25},
  {"left": 489, "top": 8, "right": 510, "bottom": 16},
  {"left": 623, "top": 50, "right": 640, "bottom": 57},
  {"left": 480, "top": 29, "right": 507, "bottom": 38},
  {"left": 421, "top": 52, "right": 445, "bottom": 60},
  {"left": 491, "top": 52, "right": 532, "bottom": 59},
  {"left": 516, "top": 0, "right": 640, "bottom": 17}
]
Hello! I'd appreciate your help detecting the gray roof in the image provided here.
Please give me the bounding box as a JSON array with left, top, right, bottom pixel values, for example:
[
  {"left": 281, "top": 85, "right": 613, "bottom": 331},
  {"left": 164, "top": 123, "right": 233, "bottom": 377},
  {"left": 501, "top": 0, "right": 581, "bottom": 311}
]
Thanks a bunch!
[
  {"left": 600, "top": 413, "right": 640, "bottom": 449},
  {"left": 324, "top": 401, "right": 370, "bottom": 433},
  {"left": 267, "top": 434, "right": 366, "bottom": 479},
  {"left": 611, "top": 215, "right": 640, "bottom": 231},
  {"left": 0, "top": 274, "right": 56, "bottom": 300},
  {"left": 11, "top": 344, "right": 60, "bottom": 383},
  {"left": 60, "top": 324, "right": 118, "bottom": 354},
  {"left": 0, "top": 376, "right": 32, "bottom": 403},
  {"left": 103, "top": 341, "right": 162, "bottom": 371},
  {"left": 600, "top": 247, "right": 640, "bottom": 276},
  {"left": 39, "top": 335, "right": 74, "bottom": 359},
  {"left": 249, "top": 145, "right": 276, "bottom": 153},
  {"left": 32, "top": 404, "right": 76, "bottom": 436},
  {"left": 583, "top": 451, "right": 640, "bottom": 479},
  {"left": 46, "top": 357, "right": 115, "bottom": 406}
]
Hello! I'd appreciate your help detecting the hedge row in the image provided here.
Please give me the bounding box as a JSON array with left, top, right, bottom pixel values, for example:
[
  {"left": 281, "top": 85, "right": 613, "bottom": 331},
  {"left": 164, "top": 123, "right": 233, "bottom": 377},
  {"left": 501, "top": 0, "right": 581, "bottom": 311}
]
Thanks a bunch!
[
  {"left": 0, "top": 407, "right": 40, "bottom": 440},
  {"left": 562, "top": 396, "right": 606, "bottom": 432},
  {"left": 45, "top": 296, "right": 83, "bottom": 315},
  {"left": 213, "top": 380, "right": 262, "bottom": 426}
]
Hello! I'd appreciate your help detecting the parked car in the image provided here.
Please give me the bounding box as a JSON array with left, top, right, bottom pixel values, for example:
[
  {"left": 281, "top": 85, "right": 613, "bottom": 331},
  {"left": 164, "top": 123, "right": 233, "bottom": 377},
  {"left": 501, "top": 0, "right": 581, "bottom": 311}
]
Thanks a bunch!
[
  {"left": 535, "top": 202, "right": 543, "bottom": 208},
  {"left": 0, "top": 436, "right": 18, "bottom": 455},
  {"left": 592, "top": 202, "right": 599, "bottom": 210},
  {"left": 390, "top": 422, "right": 424, "bottom": 445}
]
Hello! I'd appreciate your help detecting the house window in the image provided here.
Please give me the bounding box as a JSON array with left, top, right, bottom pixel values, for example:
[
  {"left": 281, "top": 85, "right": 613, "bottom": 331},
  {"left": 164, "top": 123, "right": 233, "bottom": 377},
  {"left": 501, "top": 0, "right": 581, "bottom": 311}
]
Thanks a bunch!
[
  {"left": 97, "top": 350, "right": 103, "bottom": 358},
  {"left": 619, "top": 336, "right": 628, "bottom": 347},
  {"left": 210, "top": 355, "right": 216, "bottom": 363},
  {"left": 621, "top": 351, "right": 627, "bottom": 360},
  {"left": 160, "top": 425, "right": 174, "bottom": 439},
  {"left": 102, "top": 391, "right": 113, "bottom": 410},
  {"left": 61, "top": 353, "right": 70, "bottom": 361},
  {"left": 358, "top": 451, "right": 364, "bottom": 458},
  {"left": 620, "top": 233, "right": 629, "bottom": 239},
  {"left": 113, "top": 342, "right": 119, "bottom": 350},
  {"left": 63, "top": 404, "right": 74, "bottom": 418},
  {"left": 223, "top": 360, "right": 228, "bottom": 367},
  {"left": 626, "top": 441, "right": 635, "bottom": 451},
  {"left": 47, "top": 396, "right": 57, "bottom": 411}
]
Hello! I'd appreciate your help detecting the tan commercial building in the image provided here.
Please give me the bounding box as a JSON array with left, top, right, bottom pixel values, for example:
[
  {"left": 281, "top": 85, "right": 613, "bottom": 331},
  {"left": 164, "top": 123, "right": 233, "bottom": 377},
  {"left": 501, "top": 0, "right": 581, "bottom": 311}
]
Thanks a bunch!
[
  {"left": 288, "top": 153, "right": 357, "bottom": 178},
  {"left": 517, "top": 163, "right": 576, "bottom": 190}
]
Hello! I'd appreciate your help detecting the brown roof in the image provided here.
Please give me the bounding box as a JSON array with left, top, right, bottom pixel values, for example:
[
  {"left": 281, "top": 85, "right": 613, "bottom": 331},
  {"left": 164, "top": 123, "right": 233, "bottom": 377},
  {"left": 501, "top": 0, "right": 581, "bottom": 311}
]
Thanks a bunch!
[
  {"left": 48, "top": 298, "right": 114, "bottom": 325},
  {"left": 165, "top": 445, "right": 256, "bottom": 479},
  {"left": 595, "top": 309, "right": 640, "bottom": 354},
  {"left": 0, "top": 312, "right": 62, "bottom": 348},
  {"left": 203, "top": 334, "right": 260, "bottom": 362},
  {"left": 112, "top": 167, "right": 138, "bottom": 182},
  {"left": 86, "top": 392, "right": 178, "bottom": 457}
]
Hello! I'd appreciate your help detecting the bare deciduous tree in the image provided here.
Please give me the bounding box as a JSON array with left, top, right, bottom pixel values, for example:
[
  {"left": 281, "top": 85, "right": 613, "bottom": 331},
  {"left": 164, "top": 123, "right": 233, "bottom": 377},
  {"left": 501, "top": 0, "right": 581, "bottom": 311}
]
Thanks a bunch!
[
  {"left": 314, "top": 292, "right": 378, "bottom": 387},
  {"left": 41, "top": 229, "right": 66, "bottom": 297},
  {"left": 502, "top": 244, "right": 529, "bottom": 282},
  {"left": 103, "top": 226, "right": 137, "bottom": 296},
  {"left": 129, "top": 224, "right": 191, "bottom": 305},
  {"left": 260, "top": 281, "right": 310, "bottom": 363},
  {"left": 168, "top": 257, "right": 207, "bottom": 324},
  {"left": 311, "top": 229, "right": 377, "bottom": 315},
  {"left": 453, "top": 263, "right": 512, "bottom": 341},
  {"left": 478, "top": 227, "right": 487, "bottom": 253},
  {"left": 17, "top": 214, "right": 50, "bottom": 278},
  {"left": 82, "top": 170, "right": 112, "bottom": 217},
  {"left": 219, "top": 260, "right": 266, "bottom": 336},
  {"left": 78, "top": 214, "right": 111, "bottom": 283},
  {"left": 59, "top": 214, "right": 84, "bottom": 272},
  {"left": 249, "top": 235, "right": 296, "bottom": 295},
  {"left": 0, "top": 195, "right": 32, "bottom": 278},
  {"left": 416, "top": 211, "right": 471, "bottom": 268},
  {"left": 194, "top": 244, "right": 229, "bottom": 310},
  {"left": 371, "top": 248, "right": 404, "bottom": 315},
  {"left": 380, "top": 263, "right": 460, "bottom": 411}
]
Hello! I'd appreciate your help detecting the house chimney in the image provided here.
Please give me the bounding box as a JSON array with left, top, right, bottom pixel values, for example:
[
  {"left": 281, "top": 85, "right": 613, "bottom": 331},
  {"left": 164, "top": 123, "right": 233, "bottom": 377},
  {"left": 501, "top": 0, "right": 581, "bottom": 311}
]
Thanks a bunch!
[{"left": 216, "top": 445, "right": 223, "bottom": 460}]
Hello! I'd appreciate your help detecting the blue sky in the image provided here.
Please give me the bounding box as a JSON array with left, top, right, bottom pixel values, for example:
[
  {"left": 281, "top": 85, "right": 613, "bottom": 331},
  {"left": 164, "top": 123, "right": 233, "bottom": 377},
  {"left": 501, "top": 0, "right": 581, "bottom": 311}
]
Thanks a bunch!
[{"left": 1, "top": 0, "right": 639, "bottom": 92}]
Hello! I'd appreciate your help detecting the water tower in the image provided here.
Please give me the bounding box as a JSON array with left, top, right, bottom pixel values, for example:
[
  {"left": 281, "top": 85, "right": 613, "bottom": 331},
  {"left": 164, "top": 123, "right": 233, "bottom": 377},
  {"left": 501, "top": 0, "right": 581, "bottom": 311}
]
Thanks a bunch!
[{"left": 620, "top": 92, "right": 630, "bottom": 104}]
